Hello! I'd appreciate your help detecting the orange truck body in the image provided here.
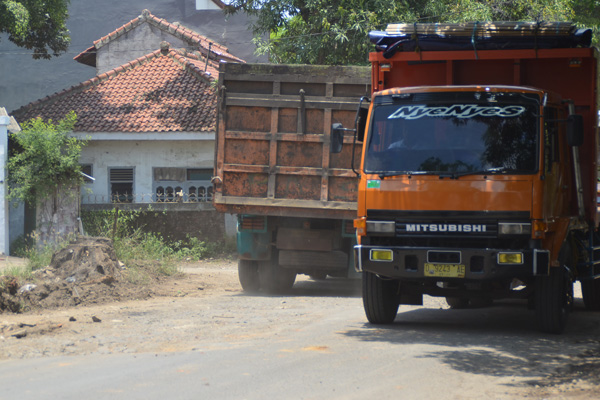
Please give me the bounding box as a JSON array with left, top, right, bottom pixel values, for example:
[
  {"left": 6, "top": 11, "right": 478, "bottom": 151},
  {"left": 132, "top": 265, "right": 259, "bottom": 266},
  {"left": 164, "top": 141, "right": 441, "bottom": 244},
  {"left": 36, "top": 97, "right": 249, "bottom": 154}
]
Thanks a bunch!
[
  {"left": 352, "top": 28, "right": 600, "bottom": 332},
  {"left": 365, "top": 47, "right": 598, "bottom": 228}
]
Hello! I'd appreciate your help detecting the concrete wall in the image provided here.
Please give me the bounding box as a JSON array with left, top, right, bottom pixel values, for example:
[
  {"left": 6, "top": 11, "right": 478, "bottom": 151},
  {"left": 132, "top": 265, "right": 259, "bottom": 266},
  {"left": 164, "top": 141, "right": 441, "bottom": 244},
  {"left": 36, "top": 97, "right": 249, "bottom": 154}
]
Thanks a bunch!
[
  {"left": 134, "top": 209, "right": 229, "bottom": 242},
  {"left": 79, "top": 137, "right": 215, "bottom": 203},
  {"left": 0, "top": 0, "right": 264, "bottom": 113}
]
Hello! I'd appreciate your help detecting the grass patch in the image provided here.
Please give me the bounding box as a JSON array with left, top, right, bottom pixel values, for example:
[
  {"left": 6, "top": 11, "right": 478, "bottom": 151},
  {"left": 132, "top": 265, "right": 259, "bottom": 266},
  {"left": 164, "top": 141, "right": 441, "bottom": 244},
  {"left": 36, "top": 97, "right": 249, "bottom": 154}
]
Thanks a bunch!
[
  {"left": 7, "top": 209, "right": 237, "bottom": 286},
  {"left": 0, "top": 265, "right": 33, "bottom": 281}
]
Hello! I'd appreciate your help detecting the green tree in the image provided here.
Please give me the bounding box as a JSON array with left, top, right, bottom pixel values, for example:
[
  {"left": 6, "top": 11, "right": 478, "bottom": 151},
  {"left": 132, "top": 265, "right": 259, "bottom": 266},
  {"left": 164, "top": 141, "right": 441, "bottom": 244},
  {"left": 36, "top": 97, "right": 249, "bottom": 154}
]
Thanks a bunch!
[
  {"left": 0, "top": 0, "right": 70, "bottom": 59},
  {"left": 225, "top": 0, "right": 600, "bottom": 65},
  {"left": 7, "top": 111, "right": 84, "bottom": 204}
]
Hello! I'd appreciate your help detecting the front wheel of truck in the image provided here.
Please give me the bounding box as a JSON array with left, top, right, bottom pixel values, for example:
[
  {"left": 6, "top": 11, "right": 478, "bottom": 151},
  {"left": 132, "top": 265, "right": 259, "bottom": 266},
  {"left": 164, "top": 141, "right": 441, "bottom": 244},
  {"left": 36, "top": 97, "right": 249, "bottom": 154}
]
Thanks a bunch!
[
  {"left": 238, "top": 259, "right": 260, "bottom": 292},
  {"left": 535, "top": 266, "right": 573, "bottom": 334},
  {"left": 445, "top": 297, "right": 470, "bottom": 309},
  {"left": 258, "top": 250, "right": 296, "bottom": 294},
  {"left": 362, "top": 271, "right": 399, "bottom": 324}
]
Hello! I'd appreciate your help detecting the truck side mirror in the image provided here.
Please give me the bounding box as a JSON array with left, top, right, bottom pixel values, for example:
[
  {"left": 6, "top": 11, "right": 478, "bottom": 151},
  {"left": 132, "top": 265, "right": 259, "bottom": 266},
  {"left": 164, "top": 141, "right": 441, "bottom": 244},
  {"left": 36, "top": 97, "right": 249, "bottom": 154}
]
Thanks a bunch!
[
  {"left": 331, "top": 123, "right": 344, "bottom": 154},
  {"left": 567, "top": 114, "right": 584, "bottom": 147}
]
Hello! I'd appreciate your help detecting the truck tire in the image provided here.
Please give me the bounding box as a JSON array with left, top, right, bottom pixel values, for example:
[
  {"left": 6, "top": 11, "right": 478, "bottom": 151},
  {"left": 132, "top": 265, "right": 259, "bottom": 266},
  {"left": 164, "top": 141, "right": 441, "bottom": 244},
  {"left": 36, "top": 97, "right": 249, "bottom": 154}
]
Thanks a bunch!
[
  {"left": 446, "top": 297, "right": 470, "bottom": 309},
  {"left": 309, "top": 272, "right": 328, "bottom": 281},
  {"left": 362, "top": 271, "right": 399, "bottom": 324},
  {"left": 238, "top": 259, "right": 260, "bottom": 293},
  {"left": 581, "top": 279, "right": 600, "bottom": 310},
  {"left": 535, "top": 266, "right": 573, "bottom": 334},
  {"left": 258, "top": 251, "right": 296, "bottom": 294}
]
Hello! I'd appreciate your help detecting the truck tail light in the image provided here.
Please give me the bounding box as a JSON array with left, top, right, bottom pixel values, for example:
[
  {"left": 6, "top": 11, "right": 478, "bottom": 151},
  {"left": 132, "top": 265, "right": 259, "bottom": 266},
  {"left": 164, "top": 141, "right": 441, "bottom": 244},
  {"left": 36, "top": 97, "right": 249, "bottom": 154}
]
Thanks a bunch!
[{"left": 239, "top": 215, "right": 266, "bottom": 231}]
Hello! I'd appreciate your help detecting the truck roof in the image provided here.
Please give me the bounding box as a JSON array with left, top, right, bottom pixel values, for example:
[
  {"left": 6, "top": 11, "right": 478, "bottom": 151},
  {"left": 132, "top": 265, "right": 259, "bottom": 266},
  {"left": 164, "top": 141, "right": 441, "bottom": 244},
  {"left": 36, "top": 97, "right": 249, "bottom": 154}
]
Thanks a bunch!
[
  {"left": 370, "top": 21, "right": 592, "bottom": 58},
  {"left": 373, "top": 85, "right": 564, "bottom": 104}
]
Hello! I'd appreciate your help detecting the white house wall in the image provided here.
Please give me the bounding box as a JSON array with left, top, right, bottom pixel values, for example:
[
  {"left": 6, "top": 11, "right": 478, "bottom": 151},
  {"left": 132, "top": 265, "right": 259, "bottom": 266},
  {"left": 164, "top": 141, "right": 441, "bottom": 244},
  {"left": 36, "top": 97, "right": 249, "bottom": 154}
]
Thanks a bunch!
[{"left": 79, "top": 139, "right": 215, "bottom": 203}]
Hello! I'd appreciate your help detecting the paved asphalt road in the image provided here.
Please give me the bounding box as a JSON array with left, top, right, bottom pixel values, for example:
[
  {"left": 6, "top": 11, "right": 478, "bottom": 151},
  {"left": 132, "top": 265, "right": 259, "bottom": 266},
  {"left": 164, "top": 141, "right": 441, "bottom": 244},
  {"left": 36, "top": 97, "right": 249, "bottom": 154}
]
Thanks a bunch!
[{"left": 1, "top": 277, "right": 599, "bottom": 399}]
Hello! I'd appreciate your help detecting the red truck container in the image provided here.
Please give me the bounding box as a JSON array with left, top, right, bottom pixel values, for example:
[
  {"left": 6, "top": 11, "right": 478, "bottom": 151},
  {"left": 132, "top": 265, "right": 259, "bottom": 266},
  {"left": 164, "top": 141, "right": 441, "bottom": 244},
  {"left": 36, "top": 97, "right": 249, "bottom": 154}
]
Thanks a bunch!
[{"left": 339, "top": 22, "right": 599, "bottom": 333}]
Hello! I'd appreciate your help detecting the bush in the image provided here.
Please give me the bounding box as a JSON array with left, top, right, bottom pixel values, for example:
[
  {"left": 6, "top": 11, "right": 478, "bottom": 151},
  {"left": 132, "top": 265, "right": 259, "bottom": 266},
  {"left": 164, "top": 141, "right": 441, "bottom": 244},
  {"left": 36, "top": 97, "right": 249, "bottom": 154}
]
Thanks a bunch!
[{"left": 80, "top": 209, "right": 234, "bottom": 279}]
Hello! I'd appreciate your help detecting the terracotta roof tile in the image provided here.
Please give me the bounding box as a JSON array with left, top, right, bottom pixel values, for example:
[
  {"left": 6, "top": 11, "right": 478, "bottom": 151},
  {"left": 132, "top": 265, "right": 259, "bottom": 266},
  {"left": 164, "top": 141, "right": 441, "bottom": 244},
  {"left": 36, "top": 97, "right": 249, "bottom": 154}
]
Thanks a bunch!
[
  {"left": 74, "top": 9, "right": 244, "bottom": 66},
  {"left": 14, "top": 49, "right": 220, "bottom": 133}
]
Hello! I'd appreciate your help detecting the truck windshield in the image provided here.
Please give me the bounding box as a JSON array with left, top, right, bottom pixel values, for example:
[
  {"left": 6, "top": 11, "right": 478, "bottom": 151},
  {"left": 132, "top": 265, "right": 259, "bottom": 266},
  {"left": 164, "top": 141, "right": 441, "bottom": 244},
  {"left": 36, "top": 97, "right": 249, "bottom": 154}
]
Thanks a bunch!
[{"left": 364, "top": 91, "right": 540, "bottom": 176}]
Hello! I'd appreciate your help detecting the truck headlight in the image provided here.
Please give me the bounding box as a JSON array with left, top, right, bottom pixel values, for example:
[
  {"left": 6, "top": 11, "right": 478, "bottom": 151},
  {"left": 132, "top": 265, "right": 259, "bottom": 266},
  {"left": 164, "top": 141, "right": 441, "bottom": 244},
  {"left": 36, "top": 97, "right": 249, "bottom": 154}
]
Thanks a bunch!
[
  {"left": 366, "top": 221, "right": 395, "bottom": 235},
  {"left": 498, "top": 222, "right": 531, "bottom": 236}
]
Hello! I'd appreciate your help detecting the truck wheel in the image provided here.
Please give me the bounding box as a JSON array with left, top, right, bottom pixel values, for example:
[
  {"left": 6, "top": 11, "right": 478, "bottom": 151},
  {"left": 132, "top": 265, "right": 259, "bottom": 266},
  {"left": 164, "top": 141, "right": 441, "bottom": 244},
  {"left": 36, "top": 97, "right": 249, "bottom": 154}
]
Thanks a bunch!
[
  {"left": 362, "top": 271, "right": 399, "bottom": 324},
  {"left": 535, "top": 266, "right": 573, "bottom": 334},
  {"left": 446, "top": 297, "right": 470, "bottom": 309},
  {"left": 238, "top": 259, "right": 260, "bottom": 292},
  {"left": 309, "top": 272, "right": 328, "bottom": 281},
  {"left": 258, "top": 252, "right": 296, "bottom": 294},
  {"left": 581, "top": 279, "right": 600, "bottom": 310}
]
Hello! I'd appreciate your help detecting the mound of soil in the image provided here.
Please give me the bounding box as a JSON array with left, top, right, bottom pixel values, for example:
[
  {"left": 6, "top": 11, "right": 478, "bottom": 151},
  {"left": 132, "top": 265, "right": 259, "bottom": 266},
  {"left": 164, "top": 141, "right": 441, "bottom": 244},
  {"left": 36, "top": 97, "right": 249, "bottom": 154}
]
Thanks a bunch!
[{"left": 0, "top": 237, "right": 154, "bottom": 313}]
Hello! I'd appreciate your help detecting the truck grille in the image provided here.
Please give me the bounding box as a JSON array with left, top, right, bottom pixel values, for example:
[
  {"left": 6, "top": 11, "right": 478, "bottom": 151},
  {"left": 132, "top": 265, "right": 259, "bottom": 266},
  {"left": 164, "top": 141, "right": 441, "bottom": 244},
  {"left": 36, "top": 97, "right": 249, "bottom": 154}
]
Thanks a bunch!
[{"left": 396, "top": 221, "right": 498, "bottom": 238}]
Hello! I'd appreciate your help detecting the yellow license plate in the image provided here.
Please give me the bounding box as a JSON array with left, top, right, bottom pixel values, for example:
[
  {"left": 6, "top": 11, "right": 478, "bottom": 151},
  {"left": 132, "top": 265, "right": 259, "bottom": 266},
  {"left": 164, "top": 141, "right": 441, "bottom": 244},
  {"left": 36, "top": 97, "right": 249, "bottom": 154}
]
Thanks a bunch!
[{"left": 424, "top": 263, "right": 466, "bottom": 278}]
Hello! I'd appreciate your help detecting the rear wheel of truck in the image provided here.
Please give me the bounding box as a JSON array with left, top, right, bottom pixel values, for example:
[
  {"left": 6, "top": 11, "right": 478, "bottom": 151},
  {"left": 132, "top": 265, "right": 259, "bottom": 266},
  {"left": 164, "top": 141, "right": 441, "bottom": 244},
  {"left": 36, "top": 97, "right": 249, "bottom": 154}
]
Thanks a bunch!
[
  {"left": 258, "top": 250, "right": 296, "bottom": 294},
  {"left": 362, "top": 271, "right": 399, "bottom": 324},
  {"left": 581, "top": 279, "right": 600, "bottom": 310},
  {"left": 309, "top": 272, "right": 328, "bottom": 281},
  {"left": 238, "top": 259, "right": 260, "bottom": 292},
  {"left": 535, "top": 266, "right": 573, "bottom": 334}
]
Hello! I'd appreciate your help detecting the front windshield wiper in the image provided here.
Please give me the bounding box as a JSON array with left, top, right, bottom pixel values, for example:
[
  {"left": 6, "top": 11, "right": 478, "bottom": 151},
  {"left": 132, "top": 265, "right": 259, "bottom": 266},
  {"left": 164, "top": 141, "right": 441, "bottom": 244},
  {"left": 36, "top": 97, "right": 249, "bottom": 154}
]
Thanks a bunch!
[
  {"left": 378, "top": 171, "right": 429, "bottom": 178},
  {"left": 373, "top": 168, "right": 511, "bottom": 179},
  {"left": 441, "top": 167, "right": 510, "bottom": 179}
]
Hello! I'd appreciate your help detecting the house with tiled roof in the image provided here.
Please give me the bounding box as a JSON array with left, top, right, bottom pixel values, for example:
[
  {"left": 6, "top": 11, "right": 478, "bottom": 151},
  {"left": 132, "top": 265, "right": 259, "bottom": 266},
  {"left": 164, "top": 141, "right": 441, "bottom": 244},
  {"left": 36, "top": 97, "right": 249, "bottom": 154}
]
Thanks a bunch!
[
  {"left": 12, "top": 10, "right": 246, "bottom": 225},
  {"left": 1, "top": 0, "right": 263, "bottom": 113},
  {"left": 74, "top": 9, "right": 245, "bottom": 76}
]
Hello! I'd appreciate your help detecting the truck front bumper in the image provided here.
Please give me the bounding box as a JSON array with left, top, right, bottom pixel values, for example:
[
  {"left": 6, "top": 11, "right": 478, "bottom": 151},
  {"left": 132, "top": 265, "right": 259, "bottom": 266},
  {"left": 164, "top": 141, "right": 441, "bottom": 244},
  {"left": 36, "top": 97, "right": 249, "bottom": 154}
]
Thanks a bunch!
[{"left": 355, "top": 245, "right": 550, "bottom": 281}]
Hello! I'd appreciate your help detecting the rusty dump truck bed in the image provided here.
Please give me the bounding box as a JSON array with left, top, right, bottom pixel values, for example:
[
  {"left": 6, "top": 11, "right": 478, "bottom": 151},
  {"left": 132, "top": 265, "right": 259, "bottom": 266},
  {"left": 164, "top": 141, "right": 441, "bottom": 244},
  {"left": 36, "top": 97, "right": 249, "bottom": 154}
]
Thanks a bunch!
[{"left": 213, "top": 63, "right": 370, "bottom": 220}]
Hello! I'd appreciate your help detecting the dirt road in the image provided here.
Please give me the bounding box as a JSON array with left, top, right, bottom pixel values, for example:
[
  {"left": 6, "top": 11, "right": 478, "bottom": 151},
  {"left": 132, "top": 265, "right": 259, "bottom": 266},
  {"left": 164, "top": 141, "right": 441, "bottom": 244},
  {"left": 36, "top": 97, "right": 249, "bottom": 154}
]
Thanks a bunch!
[{"left": 1, "top": 259, "right": 600, "bottom": 399}]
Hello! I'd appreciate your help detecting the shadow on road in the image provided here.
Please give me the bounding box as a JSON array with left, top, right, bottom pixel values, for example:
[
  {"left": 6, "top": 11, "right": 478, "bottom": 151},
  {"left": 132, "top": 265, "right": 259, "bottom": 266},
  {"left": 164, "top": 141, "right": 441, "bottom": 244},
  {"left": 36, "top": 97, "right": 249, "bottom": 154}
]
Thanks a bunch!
[
  {"left": 236, "top": 277, "right": 362, "bottom": 299},
  {"left": 342, "top": 297, "right": 600, "bottom": 390}
]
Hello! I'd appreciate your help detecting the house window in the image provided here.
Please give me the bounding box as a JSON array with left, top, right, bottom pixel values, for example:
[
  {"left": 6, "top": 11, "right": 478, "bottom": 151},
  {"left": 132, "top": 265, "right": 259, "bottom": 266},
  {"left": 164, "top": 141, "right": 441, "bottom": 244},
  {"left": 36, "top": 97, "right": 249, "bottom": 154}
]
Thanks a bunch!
[
  {"left": 153, "top": 167, "right": 212, "bottom": 202},
  {"left": 81, "top": 164, "right": 94, "bottom": 183},
  {"left": 110, "top": 167, "right": 134, "bottom": 203}
]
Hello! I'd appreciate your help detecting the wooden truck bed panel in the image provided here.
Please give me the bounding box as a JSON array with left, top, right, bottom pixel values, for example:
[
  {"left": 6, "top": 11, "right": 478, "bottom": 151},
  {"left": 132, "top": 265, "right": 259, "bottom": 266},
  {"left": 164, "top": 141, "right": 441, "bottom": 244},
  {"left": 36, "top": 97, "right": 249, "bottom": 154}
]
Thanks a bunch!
[{"left": 213, "top": 63, "right": 370, "bottom": 219}]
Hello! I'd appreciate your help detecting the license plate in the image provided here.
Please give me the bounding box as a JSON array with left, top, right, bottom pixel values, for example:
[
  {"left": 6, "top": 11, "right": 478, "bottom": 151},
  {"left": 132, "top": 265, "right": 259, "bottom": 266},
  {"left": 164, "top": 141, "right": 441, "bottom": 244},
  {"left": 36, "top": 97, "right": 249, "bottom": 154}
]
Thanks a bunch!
[{"left": 424, "top": 263, "right": 466, "bottom": 278}]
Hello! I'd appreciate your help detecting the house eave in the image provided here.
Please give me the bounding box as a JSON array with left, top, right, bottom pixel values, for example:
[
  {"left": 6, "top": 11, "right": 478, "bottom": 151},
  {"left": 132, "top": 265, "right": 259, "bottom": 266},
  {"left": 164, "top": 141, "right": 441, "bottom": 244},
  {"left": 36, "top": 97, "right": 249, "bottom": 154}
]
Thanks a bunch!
[{"left": 71, "top": 131, "right": 215, "bottom": 141}]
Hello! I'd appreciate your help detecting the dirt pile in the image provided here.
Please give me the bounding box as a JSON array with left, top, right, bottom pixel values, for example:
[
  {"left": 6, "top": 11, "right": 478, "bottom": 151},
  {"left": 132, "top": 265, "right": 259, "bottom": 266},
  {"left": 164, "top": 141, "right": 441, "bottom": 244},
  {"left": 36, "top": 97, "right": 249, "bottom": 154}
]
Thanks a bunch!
[{"left": 0, "top": 237, "right": 153, "bottom": 313}]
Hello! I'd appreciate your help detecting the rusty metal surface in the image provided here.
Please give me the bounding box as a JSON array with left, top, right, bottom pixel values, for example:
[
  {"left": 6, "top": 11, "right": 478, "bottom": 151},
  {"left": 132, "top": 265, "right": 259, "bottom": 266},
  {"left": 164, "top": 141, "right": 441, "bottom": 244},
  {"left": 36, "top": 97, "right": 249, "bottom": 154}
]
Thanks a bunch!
[{"left": 214, "top": 63, "right": 370, "bottom": 219}]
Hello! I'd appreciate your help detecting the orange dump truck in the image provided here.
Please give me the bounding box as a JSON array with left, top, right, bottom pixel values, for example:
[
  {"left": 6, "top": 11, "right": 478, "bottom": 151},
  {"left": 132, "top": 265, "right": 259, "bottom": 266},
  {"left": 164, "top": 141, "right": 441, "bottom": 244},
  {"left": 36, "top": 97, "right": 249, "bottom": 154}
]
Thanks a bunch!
[
  {"left": 339, "top": 22, "right": 599, "bottom": 333},
  {"left": 213, "top": 63, "right": 369, "bottom": 293}
]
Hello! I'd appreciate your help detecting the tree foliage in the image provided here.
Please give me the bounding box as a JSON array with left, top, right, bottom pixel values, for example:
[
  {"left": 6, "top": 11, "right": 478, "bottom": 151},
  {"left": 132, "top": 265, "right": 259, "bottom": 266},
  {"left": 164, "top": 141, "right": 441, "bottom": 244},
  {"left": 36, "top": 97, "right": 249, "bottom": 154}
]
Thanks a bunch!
[
  {"left": 0, "top": 0, "right": 70, "bottom": 59},
  {"left": 225, "top": 0, "right": 600, "bottom": 65},
  {"left": 7, "top": 111, "right": 85, "bottom": 204}
]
